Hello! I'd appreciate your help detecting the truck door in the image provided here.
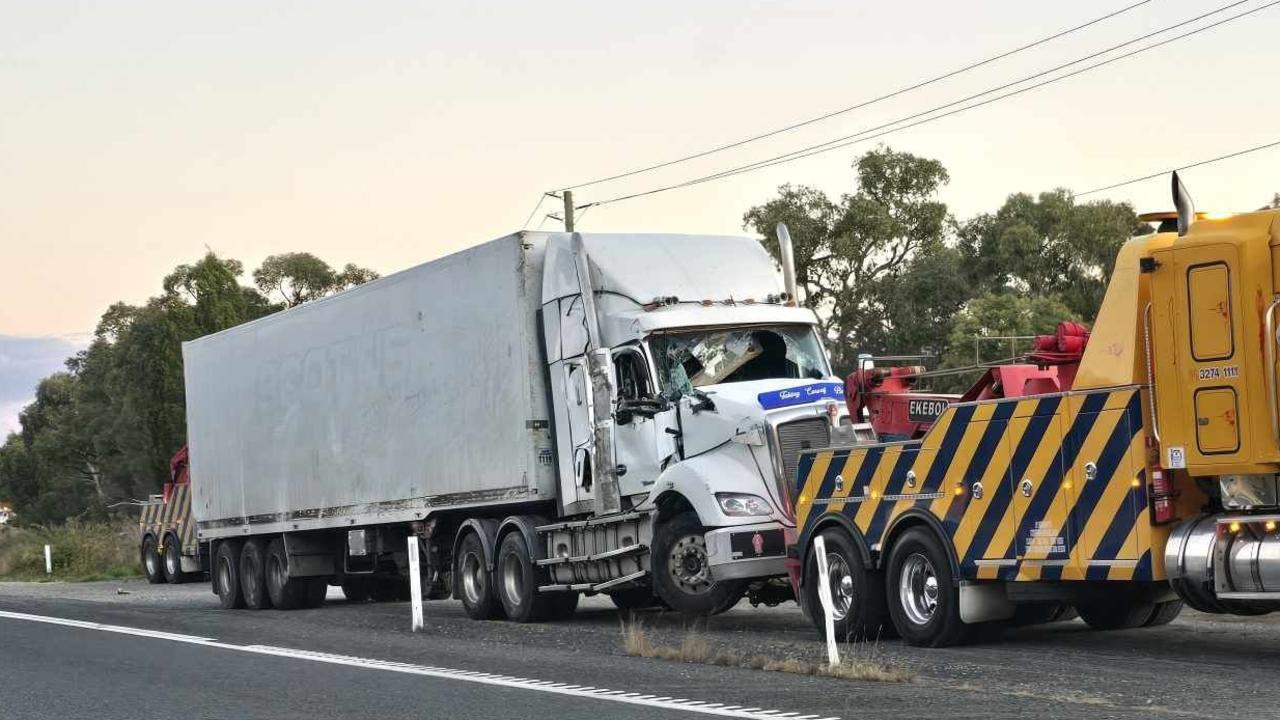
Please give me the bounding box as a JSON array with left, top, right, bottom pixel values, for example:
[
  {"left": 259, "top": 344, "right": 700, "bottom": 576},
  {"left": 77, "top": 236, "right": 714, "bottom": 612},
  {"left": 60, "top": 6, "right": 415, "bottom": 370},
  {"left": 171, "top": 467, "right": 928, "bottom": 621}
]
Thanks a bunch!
[{"left": 611, "top": 346, "right": 665, "bottom": 497}]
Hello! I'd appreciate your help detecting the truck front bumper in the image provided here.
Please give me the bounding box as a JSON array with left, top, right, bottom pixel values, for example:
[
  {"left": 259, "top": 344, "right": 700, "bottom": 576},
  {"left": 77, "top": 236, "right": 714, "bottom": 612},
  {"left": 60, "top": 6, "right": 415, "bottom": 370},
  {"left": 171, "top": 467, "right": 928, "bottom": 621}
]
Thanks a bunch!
[{"left": 705, "top": 522, "right": 795, "bottom": 582}]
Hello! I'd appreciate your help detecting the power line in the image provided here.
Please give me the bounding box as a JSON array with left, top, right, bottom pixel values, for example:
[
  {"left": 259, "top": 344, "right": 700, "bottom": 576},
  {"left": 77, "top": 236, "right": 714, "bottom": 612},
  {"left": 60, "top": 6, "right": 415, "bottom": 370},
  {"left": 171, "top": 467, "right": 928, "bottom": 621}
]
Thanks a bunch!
[
  {"left": 1076, "top": 138, "right": 1280, "bottom": 196},
  {"left": 580, "top": 0, "right": 1270, "bottom": 210},
  {"left": 520, "top": 193, "right": 554, "bottom": 230},
  {"left": 559, "top": 0, "right": 1154, "bottom": 191}
]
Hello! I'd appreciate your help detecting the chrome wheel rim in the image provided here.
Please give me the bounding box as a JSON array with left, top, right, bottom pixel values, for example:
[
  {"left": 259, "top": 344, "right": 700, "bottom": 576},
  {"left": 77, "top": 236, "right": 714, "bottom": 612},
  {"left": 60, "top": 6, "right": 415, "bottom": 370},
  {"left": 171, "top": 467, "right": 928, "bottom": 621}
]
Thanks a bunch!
[
  {"left": 144, "top": 544, "right": 158, "bottom": 576},
  {"left": 669, "top": 533, "right": 712, "bottom": 595},
  {"left": 501, "top": 552, "right": 524, "bottom": 608},
  {"left": 899, "top": 553, "right": 939, "bottom": 626},
  {"left": 461, "top": 551, "right": 485, "bottom": 605},
  {"left": 826, "top": 552, "right": 855, "bottom": 621}
]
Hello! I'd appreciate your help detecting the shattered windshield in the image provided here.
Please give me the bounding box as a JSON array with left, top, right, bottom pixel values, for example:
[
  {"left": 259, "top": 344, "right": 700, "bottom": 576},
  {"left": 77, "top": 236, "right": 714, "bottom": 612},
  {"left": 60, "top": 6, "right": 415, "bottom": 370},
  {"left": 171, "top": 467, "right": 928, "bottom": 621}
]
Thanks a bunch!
[{"left": 649, "top": 325, "right": 830, "bottom": 399}]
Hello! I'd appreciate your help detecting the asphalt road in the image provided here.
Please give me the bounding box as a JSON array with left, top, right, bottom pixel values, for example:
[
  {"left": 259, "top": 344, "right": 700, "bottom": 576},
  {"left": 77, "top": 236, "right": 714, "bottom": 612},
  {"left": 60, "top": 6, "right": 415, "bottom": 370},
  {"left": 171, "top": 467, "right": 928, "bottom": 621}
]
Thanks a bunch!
[{"left": 0, "top": 580, "right": 1277, "bottom": 720}]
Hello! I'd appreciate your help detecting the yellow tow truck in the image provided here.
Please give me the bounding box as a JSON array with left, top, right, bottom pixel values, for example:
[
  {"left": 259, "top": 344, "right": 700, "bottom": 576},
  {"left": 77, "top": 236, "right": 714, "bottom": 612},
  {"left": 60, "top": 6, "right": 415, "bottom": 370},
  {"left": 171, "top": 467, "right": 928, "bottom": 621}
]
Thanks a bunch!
[{"left": 790, "top": 175, "right": 1280, "bottom": 646}]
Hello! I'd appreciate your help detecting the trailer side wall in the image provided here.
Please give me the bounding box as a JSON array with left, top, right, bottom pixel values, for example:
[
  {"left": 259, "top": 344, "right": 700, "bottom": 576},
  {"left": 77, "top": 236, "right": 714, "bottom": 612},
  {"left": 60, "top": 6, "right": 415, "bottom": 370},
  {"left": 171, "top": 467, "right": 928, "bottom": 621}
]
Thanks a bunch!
[{"left": 183, "top": 235, "right": 555, "bottom": 539}]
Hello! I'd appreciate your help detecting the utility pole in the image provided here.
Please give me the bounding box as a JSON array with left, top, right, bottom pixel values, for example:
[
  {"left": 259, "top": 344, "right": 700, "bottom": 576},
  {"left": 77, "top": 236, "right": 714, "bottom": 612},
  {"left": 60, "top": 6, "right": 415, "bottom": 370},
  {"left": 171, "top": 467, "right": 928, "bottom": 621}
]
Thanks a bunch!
[{"left": 563, "top": 190, "right": 575, "bottom": 232}]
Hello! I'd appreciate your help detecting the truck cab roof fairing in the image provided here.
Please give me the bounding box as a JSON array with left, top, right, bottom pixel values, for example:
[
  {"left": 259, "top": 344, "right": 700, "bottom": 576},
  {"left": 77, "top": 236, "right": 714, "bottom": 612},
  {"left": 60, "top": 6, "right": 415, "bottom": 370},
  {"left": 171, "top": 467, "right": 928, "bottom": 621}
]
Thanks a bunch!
[{"left": 539, "top": 233, "right": 784, "bottom": 306}]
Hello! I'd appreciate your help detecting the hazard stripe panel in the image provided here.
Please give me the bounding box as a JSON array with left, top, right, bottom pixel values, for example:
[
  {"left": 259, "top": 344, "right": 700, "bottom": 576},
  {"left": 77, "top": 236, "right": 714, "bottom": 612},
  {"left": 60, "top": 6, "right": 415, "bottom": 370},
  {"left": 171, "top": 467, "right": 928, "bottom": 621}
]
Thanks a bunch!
[{"left": 794, "top": 387, "right": 1159, "bottom": 583}]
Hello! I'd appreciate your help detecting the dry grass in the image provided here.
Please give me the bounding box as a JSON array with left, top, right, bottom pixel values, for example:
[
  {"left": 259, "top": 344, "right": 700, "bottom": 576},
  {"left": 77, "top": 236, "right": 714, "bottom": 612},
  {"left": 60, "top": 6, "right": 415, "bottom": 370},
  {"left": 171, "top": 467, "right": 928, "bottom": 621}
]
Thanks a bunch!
[
  {"left": 619, "top": 617, "right": 912, "bottom": 683},
  {"left": 0, "top": 520, "right": 140, "bottom": 581}
]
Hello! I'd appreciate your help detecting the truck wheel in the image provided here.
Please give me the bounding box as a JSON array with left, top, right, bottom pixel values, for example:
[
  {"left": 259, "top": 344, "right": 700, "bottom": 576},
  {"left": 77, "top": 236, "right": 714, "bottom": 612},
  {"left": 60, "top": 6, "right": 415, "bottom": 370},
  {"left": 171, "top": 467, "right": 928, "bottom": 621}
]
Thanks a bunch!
[
  {"left": 341, "top": 579, "right": 371, "bottom": 602},
  {"left": 214, "top": 541, "right": 246, "bottom": 609},
  {"left": 142, "top": 535, "right": 165, "bottom": 585},
  {"left": 163, "top": 533, "right": 187, "bottom": 584},
  {"left": 885, "top": 528, "right": 970, "bottom": 647},
  {"left": 548, "top": 591, "right": 579, "bottom": 620},
  {"left": 239, "top": 539, "right": 273, "bottom": 610},
  {"left": 301, "top": 578, "right": 328, "bottom": 608},
  {"left": 609, "top": 586, "right": 658, "bottom": 611},
  {"left": 455, "top": 531, "right": 501, "bottom": 620},
  {"left": 1077, "top": 599, "right": 1156, "bottom": 630},
  {"left": 265, "top": 537, "right": 305, "bottom": 610},
  {"left": 652, "top": 512, "right": 746, "bottom": 616},
  {"left": 495, "top": 531, "right": 551, "bottom": 622},
  {"left": 1144, "top": 600, "right": 1183, "bottom": 627},
  {"left": 802, "top": 528, "right": 890, "bottom": 642}
]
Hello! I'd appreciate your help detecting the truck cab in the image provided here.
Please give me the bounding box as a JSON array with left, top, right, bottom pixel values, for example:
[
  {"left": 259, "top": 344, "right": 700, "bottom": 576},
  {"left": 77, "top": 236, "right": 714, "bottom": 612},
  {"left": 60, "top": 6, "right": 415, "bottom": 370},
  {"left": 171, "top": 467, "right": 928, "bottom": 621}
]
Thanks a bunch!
[{"left": 537, "top": 232, "right": 852, "bottom": 613}]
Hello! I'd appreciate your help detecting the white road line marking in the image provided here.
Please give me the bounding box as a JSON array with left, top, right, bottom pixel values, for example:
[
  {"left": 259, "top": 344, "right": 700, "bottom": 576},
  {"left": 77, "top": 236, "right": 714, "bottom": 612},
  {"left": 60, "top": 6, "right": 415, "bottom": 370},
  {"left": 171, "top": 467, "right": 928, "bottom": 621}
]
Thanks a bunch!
[{"left": 0, "top": 610, "right": 831, "bottom": 719}]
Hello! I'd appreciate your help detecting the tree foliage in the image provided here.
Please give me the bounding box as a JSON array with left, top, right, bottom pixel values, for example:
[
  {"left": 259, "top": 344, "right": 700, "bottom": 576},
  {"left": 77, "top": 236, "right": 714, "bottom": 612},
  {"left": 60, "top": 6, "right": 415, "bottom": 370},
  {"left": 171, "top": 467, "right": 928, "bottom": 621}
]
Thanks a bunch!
[
  {"left": 744, "top": 147, "right": 1144, "bottom": 390},
  {"left": 743, "top": 147, "right": 956, "bottom": 369},
  {"left": 0, "top": 252, "right": 376, "bottom": 525},
  {"left": 253, "top": 252, "right": 379, "bottom": 307}
]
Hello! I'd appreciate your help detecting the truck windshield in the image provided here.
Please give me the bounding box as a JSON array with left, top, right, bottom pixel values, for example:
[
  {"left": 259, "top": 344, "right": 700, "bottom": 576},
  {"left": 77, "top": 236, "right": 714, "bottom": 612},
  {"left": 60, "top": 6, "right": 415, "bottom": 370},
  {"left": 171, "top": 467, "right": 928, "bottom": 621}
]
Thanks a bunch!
[{"left": 650, "top": 325, "right": 830, "bottom": 399}]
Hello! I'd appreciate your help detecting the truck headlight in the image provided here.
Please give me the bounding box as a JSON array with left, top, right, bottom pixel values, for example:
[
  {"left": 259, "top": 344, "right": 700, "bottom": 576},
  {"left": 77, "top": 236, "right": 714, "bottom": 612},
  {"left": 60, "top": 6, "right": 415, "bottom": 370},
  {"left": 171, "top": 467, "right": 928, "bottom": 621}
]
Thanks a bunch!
[{"left": 715, "top": 493, "right": 773, "bottom": 517}]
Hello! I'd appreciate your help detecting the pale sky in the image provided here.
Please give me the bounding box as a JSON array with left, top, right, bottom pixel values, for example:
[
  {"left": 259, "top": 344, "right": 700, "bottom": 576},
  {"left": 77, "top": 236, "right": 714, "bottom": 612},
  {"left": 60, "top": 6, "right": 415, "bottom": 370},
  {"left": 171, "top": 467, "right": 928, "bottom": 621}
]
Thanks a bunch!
[{"left": 2, "top": 1, "right": 1278, "bottom": 407}]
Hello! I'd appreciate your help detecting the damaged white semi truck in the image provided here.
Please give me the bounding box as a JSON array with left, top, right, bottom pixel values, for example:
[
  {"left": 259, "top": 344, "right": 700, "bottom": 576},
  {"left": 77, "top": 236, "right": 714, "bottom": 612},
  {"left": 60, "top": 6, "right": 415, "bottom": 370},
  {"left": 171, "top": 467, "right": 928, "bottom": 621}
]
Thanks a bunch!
[{"left": 183, "top": 230, "right": 857, "bottom": 619}]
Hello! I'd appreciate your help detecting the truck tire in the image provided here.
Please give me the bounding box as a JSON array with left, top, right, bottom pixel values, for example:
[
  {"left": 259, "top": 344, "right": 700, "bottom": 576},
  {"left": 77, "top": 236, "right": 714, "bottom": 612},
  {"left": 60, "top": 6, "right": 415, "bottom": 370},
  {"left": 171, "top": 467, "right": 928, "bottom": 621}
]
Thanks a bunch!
[
  {"left": 652, "top": 512, "right": 746, "bottom": 617},
  {"left": 142, "top": 535, "right": 165, "bottom": 585},
  {"left": 239, "top": 539, "right": 273, "bottom": 610},
  {"left": 214, "top": 541, "right": 246, "bottom": 610},
  {"left": 885, "top": 528, "right": 971, "bottom": 647},
  {"left": 265, "top": 537, "right": 305, "bottom": 610},
  {"left": 495, "top": 531, "right": 551, "bottom": 623},
  {"left": 341, "top": 579, "right": 371, "bottom": 602},
  {"left": 1144, "top": 600, "right": 1183, "bottom": 627},
  {"left": 1077, "top": 598, "right": 1156, "bottom": 630},
  {"left": 455, "top": 531, "right": 501, "bottom": 620},
  {"left": 548, "top": 591, "right": 579, "bottom": 620},
  {"left": 802, "top": 528, "right": 891, "bottom": 642},
  {"left": 301, "top": 578, "right": 328, "bottom": 608},
  {"left": 163, "top": 533, "right": 188, "bottom": 584},
  {"left": 609, "top": 586, "right": 659, "bottom": 611}
]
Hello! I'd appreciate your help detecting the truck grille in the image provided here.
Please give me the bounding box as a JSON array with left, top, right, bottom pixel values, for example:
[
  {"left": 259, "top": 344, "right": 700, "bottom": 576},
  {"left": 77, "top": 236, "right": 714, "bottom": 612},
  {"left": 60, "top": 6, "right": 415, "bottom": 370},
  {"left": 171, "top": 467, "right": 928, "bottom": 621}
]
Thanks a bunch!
[{"left": 776, "top": 417, "right": 832, "bottom": 493}]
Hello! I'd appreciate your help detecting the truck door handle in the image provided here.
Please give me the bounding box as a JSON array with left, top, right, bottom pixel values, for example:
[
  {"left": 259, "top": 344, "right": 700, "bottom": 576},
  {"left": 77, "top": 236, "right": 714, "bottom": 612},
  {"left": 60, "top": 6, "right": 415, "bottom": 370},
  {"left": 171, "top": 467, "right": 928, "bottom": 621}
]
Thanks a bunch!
[{"left": 1020, "top": 478, "right": 1034, "bottom": 497}]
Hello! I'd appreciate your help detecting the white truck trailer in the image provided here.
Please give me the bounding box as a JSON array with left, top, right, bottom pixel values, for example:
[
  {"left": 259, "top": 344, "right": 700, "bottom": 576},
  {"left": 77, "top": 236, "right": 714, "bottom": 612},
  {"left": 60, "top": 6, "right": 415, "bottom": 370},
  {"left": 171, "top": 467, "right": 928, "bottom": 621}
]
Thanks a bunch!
[{"left": 183, "top": 230, "right": 855, "bottom": 619}]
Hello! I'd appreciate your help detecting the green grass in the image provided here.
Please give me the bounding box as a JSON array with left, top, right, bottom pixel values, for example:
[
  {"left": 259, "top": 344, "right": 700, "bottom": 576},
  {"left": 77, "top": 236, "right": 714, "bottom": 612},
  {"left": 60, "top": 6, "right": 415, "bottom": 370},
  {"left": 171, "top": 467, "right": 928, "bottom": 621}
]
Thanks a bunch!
[{"left": 0, "top": 520, "right": 141, "bottom": 582}]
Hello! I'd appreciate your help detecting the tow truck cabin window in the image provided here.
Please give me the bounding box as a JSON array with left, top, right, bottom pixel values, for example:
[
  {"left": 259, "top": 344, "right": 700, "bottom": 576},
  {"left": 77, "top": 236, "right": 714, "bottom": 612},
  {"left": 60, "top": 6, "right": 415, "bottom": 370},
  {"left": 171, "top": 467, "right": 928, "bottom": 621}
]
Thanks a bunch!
[{"left": 650, "top": 325, "right": 829, "bottom": 399}]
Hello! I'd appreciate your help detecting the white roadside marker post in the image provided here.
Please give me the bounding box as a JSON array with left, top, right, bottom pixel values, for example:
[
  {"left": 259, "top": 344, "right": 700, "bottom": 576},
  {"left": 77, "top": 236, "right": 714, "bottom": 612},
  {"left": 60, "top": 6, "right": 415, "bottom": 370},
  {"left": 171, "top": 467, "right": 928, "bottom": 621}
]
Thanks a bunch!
[
  {"left": 44, "top": 544, "right": 52, "bottom": 575},
  {"left": 812, "top": 535, "right": 840, "bottom": 668},
  {"left": 408, "top": 537, "right": 424, "bottom": 632}
]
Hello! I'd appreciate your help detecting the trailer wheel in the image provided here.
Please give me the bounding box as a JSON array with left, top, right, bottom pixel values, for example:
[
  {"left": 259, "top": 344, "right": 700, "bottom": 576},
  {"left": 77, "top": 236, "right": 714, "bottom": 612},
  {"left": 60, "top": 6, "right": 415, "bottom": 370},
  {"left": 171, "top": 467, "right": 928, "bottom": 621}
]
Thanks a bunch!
[
  {"left": 341, "top": 579, "right": 371, "bottom": 602},
  {"left": 301, "top": 578, "right": 328, "bottom": 608},
  {"left": 455, "top": 531, "right": 501, "bottom": 620},
  {"left": 142, "top": 535, "right": 165, "bottom": 585},
  {"left": 265, "top": 537, "right": 304, "bottom": 610},
  {"left": 214, "top": 541, "right": 246, "bottom": 610},
  {"left": 548, "top": 591, "right": 579, "bottom": 620},
  {"left": 885, "top": 528, "right": 970, "bottom": 647},
  {"left": 239, "top": 539, "right": 273, "bottom": 610},
  {"left": 652, "top": 512, "right": 746, "bottom": 616},
  {"left": 495, "top": 531, "right": 551, "bottom": 623},
  {"left": 163, "top": 533, "right": 188, "bottom": 584},
  {"left": 802, "top": 528, "right": 891, "bottom": 642}
]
